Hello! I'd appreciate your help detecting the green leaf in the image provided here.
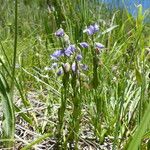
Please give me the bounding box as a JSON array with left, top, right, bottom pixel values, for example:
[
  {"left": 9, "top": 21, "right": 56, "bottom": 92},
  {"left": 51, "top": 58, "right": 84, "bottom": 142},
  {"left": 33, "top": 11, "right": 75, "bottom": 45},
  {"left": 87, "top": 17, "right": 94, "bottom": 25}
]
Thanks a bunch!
[
  {"left": 135, "top": 69, "right": 142, "bottom": 85},
  {"left": 96, "top": 25, "right": 119, "bottom": 39},
  {"left": 102, "top": 25, "right": 119, "bottom": 35},
  {"left": 21, "top": 133, "right": 52, "bottom": 150},
  {"left": 127, "top": 102, "right": 150, "bottom": 150},
  {"left": 0, "top": 73, "right": 15, "bottom": 146}
]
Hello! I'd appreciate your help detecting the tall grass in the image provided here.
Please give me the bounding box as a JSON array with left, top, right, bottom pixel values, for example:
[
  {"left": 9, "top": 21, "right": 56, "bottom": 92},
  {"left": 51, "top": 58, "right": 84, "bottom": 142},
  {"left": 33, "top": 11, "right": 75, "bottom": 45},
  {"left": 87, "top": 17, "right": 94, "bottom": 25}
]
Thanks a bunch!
[
  {"left": 0, "top": 0, "right": 149, "bottom": 149},
  {"left": 0, "top": 0, "right": 18, "bottom": 147}
]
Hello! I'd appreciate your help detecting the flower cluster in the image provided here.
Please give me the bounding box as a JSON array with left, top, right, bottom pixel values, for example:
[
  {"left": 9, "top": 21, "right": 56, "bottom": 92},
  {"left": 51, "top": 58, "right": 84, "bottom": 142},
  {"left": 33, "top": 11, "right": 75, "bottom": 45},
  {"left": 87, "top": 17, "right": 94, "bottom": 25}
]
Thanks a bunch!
[
  {"left": 83, "top": 23, "right": 104, "bottom": 53},
  {"left": 48, "top": 23, "right": 104, "bottom": 77},
  {"left": 50, "top": 44, "right": 76, "bottom": 60},
  {"left": 49, "top": 28, "right": 89, "bottom": 76}
]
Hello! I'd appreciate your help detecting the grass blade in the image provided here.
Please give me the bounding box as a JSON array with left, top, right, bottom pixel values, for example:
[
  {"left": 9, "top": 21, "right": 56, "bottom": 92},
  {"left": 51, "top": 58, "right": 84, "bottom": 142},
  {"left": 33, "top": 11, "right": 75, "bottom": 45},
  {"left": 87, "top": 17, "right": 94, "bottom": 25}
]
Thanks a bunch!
[{"left": 127, "top": 102, "right": 150, "bottom": 150}]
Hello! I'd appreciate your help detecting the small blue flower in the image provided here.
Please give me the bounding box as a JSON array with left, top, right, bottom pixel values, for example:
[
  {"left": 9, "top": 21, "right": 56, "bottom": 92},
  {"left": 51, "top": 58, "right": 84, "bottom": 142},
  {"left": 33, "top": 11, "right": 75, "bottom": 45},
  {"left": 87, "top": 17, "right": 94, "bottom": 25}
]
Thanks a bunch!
[
  {"left": 67, "top": 45, "right": 76, "bottom": 52},
  {"left": 65, "top": 45, "right": 76, "bottom": 57},
  {"left": 95, "top": 42, "right": 104, "bottom": 49},
  {"left": 79, "top": 42, "right": 89, "bottom": 48},
  {"left": 76, "top": 54, "right": 82, "bottom": 61},
  {"left": 57, "top": 68, "right": 63, "bottom": 76},
  {"left": 64, "top": 48, "right": 73, "bottom": 57},
  {"left": 55, "top": 28, "right": 64, "bottom": 37},
  {"left": 83, "top": 23, "right": 99, "bottom": 35},
  {"left": 81, "top": 64, "right": 88, "bottom": 71},
  {"left": 50, "top": 50, "right": 64, "bottom": 60},
  {"left": 83, "top": 25, "right": 94, "bottom": 35}
]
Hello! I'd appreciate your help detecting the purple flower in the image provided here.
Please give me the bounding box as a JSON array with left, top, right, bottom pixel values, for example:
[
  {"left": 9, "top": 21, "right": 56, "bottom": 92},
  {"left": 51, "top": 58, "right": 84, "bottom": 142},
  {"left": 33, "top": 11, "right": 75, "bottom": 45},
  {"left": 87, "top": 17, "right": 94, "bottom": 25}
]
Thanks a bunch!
[
  {"left": 50, "top": 50, "right": 64, "bottom": 60},
  {"left": 55, "top": 28, "right": 64, "bottom": 37},
  {"left": 79, "top": 42, "right": 89, "bottom": 48},
  {"left": 57, "top": 68, "right": 63, "bottom": 76},
  {"left": 64, "top": 45, "right": 76, "bottom": 57},
  {"left": 81, "top": 64, "right": 88, "bottom": 71},
  {"left": 83, "top": 23, "right": 99, "bottom": 35},
  {"left": 64, "top": 48, "right": 73, "bottom": 57},
  {"left": 83, "top": 25, "right": 94, "bottom": 35},
  {"left": 67, "top": 45, "right": 76, "bottom": 52},
  {"left": 76, "top": 54, "right": 82, "bottom": 61},
  {"left": 95, "top": 42, "right": 104, "bottom": 49}
]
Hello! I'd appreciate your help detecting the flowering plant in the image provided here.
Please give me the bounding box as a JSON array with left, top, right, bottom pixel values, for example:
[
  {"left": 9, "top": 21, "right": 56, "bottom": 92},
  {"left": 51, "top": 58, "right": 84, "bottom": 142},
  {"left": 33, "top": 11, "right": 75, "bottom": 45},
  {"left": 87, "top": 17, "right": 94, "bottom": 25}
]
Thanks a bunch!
[{"left": 47, "top": 24, "right": 104, "bottom": 148}]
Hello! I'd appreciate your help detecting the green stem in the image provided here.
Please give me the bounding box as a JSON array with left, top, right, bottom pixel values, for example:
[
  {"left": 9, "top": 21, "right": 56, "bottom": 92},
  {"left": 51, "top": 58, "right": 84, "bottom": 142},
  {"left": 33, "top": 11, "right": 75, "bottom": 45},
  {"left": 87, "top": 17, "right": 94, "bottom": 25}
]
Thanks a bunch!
[
  {"left": 57, "top": 71, "right": 69, "bottom": 148},
  {"left": 11, "top": 0, "right": 18, "bottom": 91},
  {"left": 91, "top": 36, "right": 99, "bottom": 89}
]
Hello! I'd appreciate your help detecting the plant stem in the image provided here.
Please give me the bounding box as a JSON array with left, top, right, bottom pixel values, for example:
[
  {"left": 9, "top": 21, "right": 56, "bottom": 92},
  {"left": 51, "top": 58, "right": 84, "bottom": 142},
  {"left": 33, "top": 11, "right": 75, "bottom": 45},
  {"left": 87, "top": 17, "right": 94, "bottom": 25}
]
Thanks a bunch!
[{"left": 11, "top": 0, "right": 18, "bottom": 91}]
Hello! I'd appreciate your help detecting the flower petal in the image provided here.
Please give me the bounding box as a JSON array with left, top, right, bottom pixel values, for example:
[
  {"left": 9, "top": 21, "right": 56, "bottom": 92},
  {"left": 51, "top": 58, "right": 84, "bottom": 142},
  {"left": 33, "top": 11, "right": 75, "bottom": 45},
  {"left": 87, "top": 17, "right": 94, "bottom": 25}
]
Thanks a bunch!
[
  {"left": 50, "top": 50, "right": 64, "bottom": 60},
  {"left": 83, "top": 23, "right": 99, "bottom": 35},
  {"left": 95, "top": 42, "right": 104, "bottom": 49},
  {"left": 79, "top": 42, "right": 89, "bottom": 48}
]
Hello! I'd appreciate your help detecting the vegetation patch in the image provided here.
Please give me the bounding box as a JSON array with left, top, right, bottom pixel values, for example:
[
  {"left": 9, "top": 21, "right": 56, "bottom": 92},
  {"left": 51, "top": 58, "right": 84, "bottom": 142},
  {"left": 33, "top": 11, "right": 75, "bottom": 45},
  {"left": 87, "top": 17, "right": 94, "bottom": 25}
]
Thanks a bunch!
[{"left": 0, "top": 0, "right": 150, "bottom": 149}]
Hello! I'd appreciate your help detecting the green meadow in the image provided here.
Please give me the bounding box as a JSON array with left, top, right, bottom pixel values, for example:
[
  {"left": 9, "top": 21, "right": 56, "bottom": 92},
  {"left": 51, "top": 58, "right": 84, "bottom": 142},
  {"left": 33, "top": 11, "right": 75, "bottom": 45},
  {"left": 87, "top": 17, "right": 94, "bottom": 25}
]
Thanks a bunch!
[{"left": 0, "top": 0, "right": 150, "bottom": 149}]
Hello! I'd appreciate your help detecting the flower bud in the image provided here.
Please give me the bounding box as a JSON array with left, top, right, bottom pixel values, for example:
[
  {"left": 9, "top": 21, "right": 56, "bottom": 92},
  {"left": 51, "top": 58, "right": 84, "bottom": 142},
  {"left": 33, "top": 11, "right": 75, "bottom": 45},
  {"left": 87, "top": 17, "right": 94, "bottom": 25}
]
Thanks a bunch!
[
  {"left": 63, "top": 63, "right": 70, "bottom": 72},
  {"left": 76, "top": 54, "right": 82, "bottom": 61},
  {"left": 57, "top": 68, "right": 63, "bottom": 76},
  {"left": 55, "top": 28, "right": 64, "bottom": 37}
]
